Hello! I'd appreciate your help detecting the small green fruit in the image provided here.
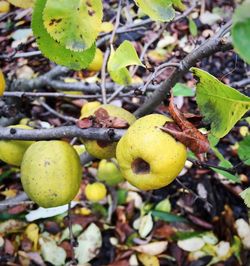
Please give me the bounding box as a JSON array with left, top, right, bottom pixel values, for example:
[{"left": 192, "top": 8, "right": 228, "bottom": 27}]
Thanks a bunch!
[
  {"left": 116, "top": 114, "right": 187, "bottom": 190},
  {"left": 80, "top": 104, "right": 136, "bottom": 159},
  {"left": 85, "top": 182, "right": 107, "bottom": 202},
  {"left": 97, "top": 159, "right": 124, "bottom": 186},
  {"left": 21, "top": 141, "right": 82, "bottom": 208},
  {"left": 0, "top": 125, "right": 34, "bottom": 166}
]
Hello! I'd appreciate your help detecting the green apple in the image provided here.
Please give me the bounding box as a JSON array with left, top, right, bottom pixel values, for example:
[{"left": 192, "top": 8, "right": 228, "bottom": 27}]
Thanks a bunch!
[
  {"left": 116, "top": 114, "right": 187, "bottom": 190},
  {"left": 97, "top": 159, "right": 124, "bottom": 186},
  {"left": 80, "top": 104, "right": 136, "bottom": 159}
]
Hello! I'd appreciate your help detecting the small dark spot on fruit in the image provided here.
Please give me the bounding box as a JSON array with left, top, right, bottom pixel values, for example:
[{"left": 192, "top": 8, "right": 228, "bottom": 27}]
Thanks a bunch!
[{"left": 10, "top": 128, "right": 16, "bottom": 134}]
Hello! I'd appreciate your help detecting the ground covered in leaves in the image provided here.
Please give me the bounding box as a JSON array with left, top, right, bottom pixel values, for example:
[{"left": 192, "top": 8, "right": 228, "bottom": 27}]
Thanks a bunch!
[{"left": 0, "top": 0, "right": 250, "bottom": 266}]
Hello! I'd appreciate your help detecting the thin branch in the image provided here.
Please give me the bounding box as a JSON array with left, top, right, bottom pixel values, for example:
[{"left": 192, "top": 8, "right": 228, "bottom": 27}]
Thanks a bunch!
[
  {"left": 109, "top": 0, "right": 123, "bottom": 45},
  {"left": 0, "top": 192, "right": 29, "bottom": 212},
  {"left": 101, "top": 49, "right": 110, "bottom": 104},
  {"left": 39, "top": 101, "right": 78, "bottom": 123}
]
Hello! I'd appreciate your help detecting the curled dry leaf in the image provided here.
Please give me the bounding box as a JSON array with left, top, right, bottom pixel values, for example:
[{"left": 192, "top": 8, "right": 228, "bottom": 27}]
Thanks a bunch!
[
  {"left": 161, "top": 94, "right": 210, "bottom": 159},
  {"left": 76, "top": 107, "right": 129, "bottom": 129}
]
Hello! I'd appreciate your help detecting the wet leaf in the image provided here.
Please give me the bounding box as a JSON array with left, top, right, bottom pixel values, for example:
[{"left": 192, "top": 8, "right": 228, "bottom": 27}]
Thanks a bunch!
[{"left": 74, "top": 223, "right": 102, "bottom": 264}]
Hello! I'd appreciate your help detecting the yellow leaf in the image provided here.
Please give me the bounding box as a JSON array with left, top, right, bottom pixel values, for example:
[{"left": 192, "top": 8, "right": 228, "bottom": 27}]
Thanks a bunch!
[
  {"left": 1, "top": 189, "right": 17, "bottom": 198},
  {"left": 0, "top": 69, "right": 5, "bottom": 96},
  {"left": 0, "top": 1, "right": 10, "bottom": 13},
  {"left": 100, "top": 22, "right": 114, "bottom": 33},
  {"left": 138, "top": 253, "right": 160, "bottom": 266},
  {"left": 25, "top": 223, "right": 39, "bottom": 251},
  {"left": 7, "top": 0, "right": 34, "bottom": 8}
]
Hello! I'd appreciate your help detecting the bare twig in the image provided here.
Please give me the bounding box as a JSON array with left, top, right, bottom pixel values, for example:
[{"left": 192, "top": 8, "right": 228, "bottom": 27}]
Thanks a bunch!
[
  {"left": 101, "top": 49, "right": 110, "bottom": 104},
  {"left": 39, "top": 101, "right": 78, "bottom": 123},
  {"left": 0, "top": 192, "right": 29, "bottom": 212}
]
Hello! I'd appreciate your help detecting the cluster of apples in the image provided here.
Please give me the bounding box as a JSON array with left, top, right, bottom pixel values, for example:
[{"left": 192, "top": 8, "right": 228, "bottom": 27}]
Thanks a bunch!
[{"left": 0, "top": 62, "right": 187, "bottom": 208}]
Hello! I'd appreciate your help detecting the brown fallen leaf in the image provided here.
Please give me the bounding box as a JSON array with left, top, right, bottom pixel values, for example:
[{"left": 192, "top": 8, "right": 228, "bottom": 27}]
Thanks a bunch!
[
  {"left": 108, "top": 259, "right": 130, "bottom": 266},
  {"left": 161, "top": 93, "right": 210, "bottom": 160}
]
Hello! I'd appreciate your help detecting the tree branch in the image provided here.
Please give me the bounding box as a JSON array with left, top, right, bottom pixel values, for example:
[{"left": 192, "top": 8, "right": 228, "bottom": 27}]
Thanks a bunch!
[
  {"left": 134, "top": 22, "right": 233, "bottom": 117},
  {"left": 0, "top": 126, "right": 125, "bottom": 141}
]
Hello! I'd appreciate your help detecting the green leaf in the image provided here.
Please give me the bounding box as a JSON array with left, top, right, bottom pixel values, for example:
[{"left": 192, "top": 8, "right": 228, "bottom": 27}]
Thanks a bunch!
[
  {"left": 173, "top": 83, "right": 195, "bottom": 97},
  {"left": 210, "top": 167, "right": 240, "bottom": 183},
  {"left": 192, "top": 67, "right": 250, "bottom": 138},
  {"left": 240, "top": 187, "right": 250, "bottom": 208},
  {"left": 172, "top": 0, "right": 186, "bottom": 11},
  {"left": 238, "top": 135, "right": 250, "bottom": 165},
  {"left": 32, "top": 0, "right": 95, "bottom": 70},
  {"left": 232, "top": 1, "right": 250, "bottom": 64},
  {"left": 188, "top": 17, "right": 198, "bottom": 36},
  {"left": 107, "top": 41, "right": 144, "bottom": 85},
  {"left": 134, "top": 0, "right": 175, "bottom": 22},
  {"left": 43, "top": 0, "right": 103, "bottom": 51},
  {"left": 151, "top": 210, "right": 187, "bottom": 223}
]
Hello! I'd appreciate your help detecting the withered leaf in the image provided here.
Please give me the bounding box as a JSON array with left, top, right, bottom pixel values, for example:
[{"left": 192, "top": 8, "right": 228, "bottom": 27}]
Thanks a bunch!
[
  {"left": 76, "top": 118, "right": 93, "bottom": 129},
  {"left": 162, "top": 93, "right": 210, "bottom": 158},
  {"left": 94, "top": 107, "right": 109, "bottom": 120}
]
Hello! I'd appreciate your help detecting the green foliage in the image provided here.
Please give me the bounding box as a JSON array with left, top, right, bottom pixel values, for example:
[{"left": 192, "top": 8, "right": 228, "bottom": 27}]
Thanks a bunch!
[
  {"left": 238, "top": 135, "right": 250, "bottom": 165},
  {"left": 188, "top": 17, "right": 198, "bottom": 36},
  {"left": 192, "top": 67, "right": 250, "bottom": 138},
  {"left": 43, "top": 0, "right": 103, "bottom": 51},
  {"left": 107, "top": 41, "right": 144, "bottom": 85},
  {"left": 151, "top": 210, "right": 187, "bottom": 223},
  {"left": 173, "top": 83, "right": 195, "bottom": 97},
  {"left": 134, "top": 0, "right": 175, "bottom": 22},
  {"left": 32, "top": 0, "right": 96, "bottom": 70},
  {"left": 172, "top": 0, "right": 186, "bottom": 11},
  {"left": 232, "top": 0, "right": 250, "bottom": 64},
  {"left": 240, "top": 187, "right": 250, "bottom": 208}
]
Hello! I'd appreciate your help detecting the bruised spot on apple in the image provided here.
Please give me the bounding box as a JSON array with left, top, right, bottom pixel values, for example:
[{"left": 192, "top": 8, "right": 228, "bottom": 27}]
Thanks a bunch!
[
  {"left": 131, "top": 158, "right": 150, "bottom": 175},
  {"left": 116, "top": 114, "right": 187, "bottom": 190}
]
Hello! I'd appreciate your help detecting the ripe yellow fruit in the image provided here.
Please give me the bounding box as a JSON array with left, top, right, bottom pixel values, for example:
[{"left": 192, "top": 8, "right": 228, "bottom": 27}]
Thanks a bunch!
[
  {"left": 80, "top": 101, "right": 101, "bottom": 117},
  {"left": 85, "top": 182, "right": 107, "bottom": 202},
  {"left": 0, "top": 69, "right": 6, "bottom": 96},
  {"left": 116, "top": 114, "right": 187, "bottom": 190},
  {"left": 21, "top": 141, "right": 82, "bottom": 208},
  {"left": 97, "top": 159, "right": 124, "bottom": 186},
  {"left": 0, "top": 1, "right": 10, "bottom": 13},
  {"left": 80, "top": 104, "right": 136, "bottom": 159},
  {"left": 87, "top": 48, "right": 103, "bottom": 72},
  {"left": 0, "top": 125, "right": 34, "bottom": 166}
]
